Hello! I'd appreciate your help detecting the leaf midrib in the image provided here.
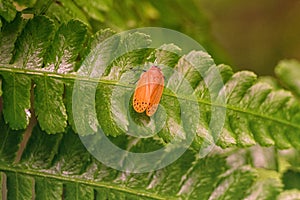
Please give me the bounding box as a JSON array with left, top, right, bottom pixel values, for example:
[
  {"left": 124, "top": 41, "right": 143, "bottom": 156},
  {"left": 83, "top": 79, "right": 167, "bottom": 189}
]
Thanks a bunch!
[
  {"left": 0, "top": 66, "right": 299, "bottom": 130},
  {"left": 12, "top": 73, "right": 17, "bottom": 124}
]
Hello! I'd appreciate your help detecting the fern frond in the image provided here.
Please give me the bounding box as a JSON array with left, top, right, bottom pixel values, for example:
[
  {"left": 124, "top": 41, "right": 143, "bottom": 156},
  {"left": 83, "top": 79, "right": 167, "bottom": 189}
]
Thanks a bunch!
[
  {"left": 275, "top": 59, "right": 300, "bottom": 98},
  {"left": 0, "top": 119, "right": 266, "bottom": 199},
  {"left": 0, "top": 16, "right": 300, "bottom": 150}
]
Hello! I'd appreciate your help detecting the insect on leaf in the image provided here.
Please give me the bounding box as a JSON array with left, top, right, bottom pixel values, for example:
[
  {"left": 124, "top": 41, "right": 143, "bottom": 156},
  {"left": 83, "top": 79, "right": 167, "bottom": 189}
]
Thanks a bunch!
[{"left": 133, "top": 66, "right": 164, "bottom": 116}]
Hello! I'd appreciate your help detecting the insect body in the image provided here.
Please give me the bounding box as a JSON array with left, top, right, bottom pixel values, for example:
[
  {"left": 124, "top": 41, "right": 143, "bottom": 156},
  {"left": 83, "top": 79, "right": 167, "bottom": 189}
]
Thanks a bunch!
[{"left": 133, "top": 66, "right": 164, "bottom": 116}]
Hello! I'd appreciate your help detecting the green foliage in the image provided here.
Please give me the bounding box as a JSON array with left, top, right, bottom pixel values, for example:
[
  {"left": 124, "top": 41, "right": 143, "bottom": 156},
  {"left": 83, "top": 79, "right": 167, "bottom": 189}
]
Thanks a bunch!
[
  {"left": 13, "top": 15, "right": 55, "bottom": 68},
  {"left": 1, "top": 16, "right": 299, "bottom": 149},
  {"left": 6, "top": 172, "right": 34, "bottom": 199},
  {"left": 35, "top": 177, "right": 63, "bottom": 200},
  {"left": 275, "top": 59, "right": 300, "bottom": 98},
  {"left": 0, "top": 120, "right": 264, "bottom": 199},
  {"left": 43, "top": 19, "right": 88, "bottom": 73},
  {"left": 0, "top": 14, "right": 24, "bottom": 64},
  {"left": 2, "top": 72, "right": 31, "bottom": 130},
  {"left": 14, "top": 0, "right": 36, "bottom": 7},
  {"left": 34, "top": 76, "right": 67, "bottom": 134},
  {"left": 0, "top": 1, "right": 300, "bottom": 199},
  {"left": 0, "top": 0, "right": 16, "bottom": 22},
  {"left": 278, "top": 189, "right": 300, "bottom": 200},
  {"left": 0, "top": 116, "right": 24, "bottom": 162}
]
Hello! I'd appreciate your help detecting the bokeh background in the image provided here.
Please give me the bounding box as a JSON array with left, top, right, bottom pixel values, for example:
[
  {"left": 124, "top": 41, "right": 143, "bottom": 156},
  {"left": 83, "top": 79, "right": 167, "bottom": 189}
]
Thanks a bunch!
[{"left": 88, "top": 0, "right": 300, "bottom": 75}]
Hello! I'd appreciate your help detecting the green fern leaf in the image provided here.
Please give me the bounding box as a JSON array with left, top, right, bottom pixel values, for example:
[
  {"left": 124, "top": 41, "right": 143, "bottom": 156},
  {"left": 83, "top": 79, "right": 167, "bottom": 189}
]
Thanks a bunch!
[
  {"left": 1, "top": 16, "right": 300, "bottom": 148},
  {"left": 2, "top": 72, "right": 31, "bottom": 130},
  {"left": 13, "top": 15, "right": 55, "bottom": 69},
  {"left": 72, "top": 0, "right": 107, "bottom": 22},
  {"left": 13, "top": 19, "right": 87, "bottom": 134},
  {"left": 0, "top": 0, "right": 16, "bottom": 22},
  {"left": 53, "top": 127, "right": 92, "bottom": 174},
  {"left": 209, "top": 166, "right": 256, "bottom": 199},
  {"left": 277, "top": 189, "right": 300, "bottom": 200},
  {"left": 275, "top": 59, "right": 300, "bottom": 98},
  {"left": 44, "top": 19, "right": 88, "bottom": 73},
  {"left": 45, "top": 0, "right": 89, "bottom": 28},
  {"left": 246, "top": 178, "right": 282, "bottom": 200},
  {"left": 0, "top": 5, "right": 298, "bottom": 200},
  {"left": 177, "top": 155, "right": 228, "bottom": 199},
  {"left": 216, "top": 68, "right": 300, "bottom": 149},
  {"left": 34, "top": 75, "right": 67, "bottom": 134},
  {"left": 6, "top": 172, "right": 34, "bottom": 200},
  {"left": 65, "top": 29, "right": 117, "bottom": 133},
  {"left": 64, "top": 184, "right": 94, "bottom": 200},
  {"left": 35, "top": 177, "right": 63, "bottom": 200},
  {"left": 20, "top": 125, "right": 63, "bottom": 168},
  {"left": 0, "top": 122, "right": 264, "bottom": 199},
  {"left": 1, "top": 15, "right": 55, "bottom": 130},
  {"left": 0, "top": 116, "right": 24, "bottom": 162},
  {"left": 0, "top": 14, "right": 24, "bottom": 64},
  {"left": 14, "top": 0, "right": 36, "bottom": 7}
]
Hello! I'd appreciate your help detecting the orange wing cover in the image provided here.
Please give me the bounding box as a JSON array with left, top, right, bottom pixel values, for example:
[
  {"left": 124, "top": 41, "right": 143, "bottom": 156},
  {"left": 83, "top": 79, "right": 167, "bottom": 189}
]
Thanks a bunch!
[{"left": 133, "top": 66, "right": 164, "bottom": 116}]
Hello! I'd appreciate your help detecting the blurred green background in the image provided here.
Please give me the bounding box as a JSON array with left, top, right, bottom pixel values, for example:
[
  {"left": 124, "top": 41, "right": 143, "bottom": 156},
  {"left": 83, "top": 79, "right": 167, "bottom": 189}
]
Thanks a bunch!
[{"left": 89, "top": 0, "right": 300, "bottom": 75}]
